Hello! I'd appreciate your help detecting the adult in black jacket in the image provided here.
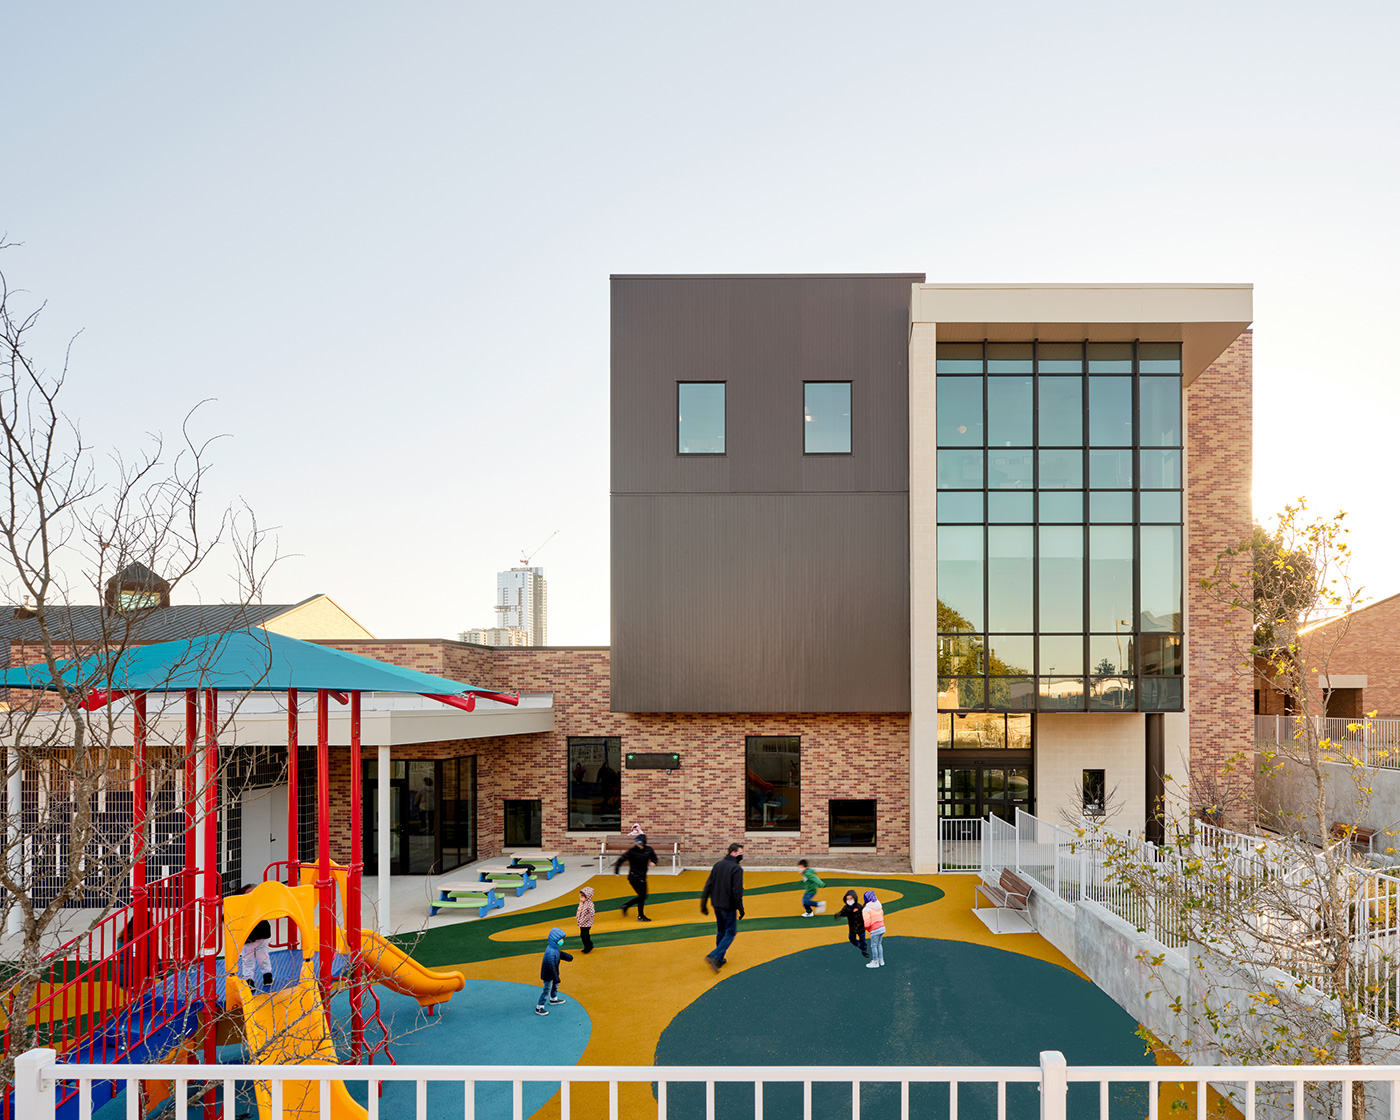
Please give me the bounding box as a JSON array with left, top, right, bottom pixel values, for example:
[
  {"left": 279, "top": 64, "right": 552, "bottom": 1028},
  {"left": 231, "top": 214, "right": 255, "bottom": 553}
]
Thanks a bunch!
[
  {"left": 700, "top": 843, "right": 745, "bottom": 972},
  {"left": 613, "top": 833, "right": 659, "bottom": 921}
]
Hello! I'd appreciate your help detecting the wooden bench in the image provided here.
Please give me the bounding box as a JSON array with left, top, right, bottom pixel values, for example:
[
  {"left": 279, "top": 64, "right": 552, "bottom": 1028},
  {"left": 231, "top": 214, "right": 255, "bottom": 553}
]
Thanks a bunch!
[
  {"left": 1331, "top": 822, "right": 1378, "bottom": 855},
  {"left": 507, "top": 852, "right": 564, "bottom": 878},
  {"left": 974, "top": 869, "right": 1034, "bottom": 933},
  {"left": 598, "top": 834, "right": 683, "bottom": 875},
  {"left": 430, "top": 883, "right": 503, "bottom": 918}
]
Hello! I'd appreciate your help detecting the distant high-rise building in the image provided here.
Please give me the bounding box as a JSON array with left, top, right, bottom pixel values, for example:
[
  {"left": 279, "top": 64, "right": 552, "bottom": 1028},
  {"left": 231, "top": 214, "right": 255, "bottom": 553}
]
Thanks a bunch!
[
  {"left": 494, "top": 566, "right": 547, "bottom": 646},
  {"left": 458, "top": 626, "right": 530, "bottom": 647}
]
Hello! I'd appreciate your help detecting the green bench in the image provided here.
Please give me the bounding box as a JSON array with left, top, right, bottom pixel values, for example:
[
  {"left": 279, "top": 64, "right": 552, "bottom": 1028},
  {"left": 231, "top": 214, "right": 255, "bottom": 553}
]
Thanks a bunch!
[
  {"left": 478, "top": 871, "right": 533, "bottom": 897},
  {"left": 430, "top": 883, "right": 503, "bottom": 917}
]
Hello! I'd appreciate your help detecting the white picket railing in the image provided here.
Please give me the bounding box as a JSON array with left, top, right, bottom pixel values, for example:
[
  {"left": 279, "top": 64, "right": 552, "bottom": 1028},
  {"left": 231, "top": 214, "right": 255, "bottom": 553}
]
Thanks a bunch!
[
  {"left": 18, "top": 1049, "right": 1400, "bottom": 1120},
  {"left": 1255, "top": 714, "right": 1400, "bottom": 768},
  {"left": 937, "top": 817, "right": 982, "bottom": 872}
]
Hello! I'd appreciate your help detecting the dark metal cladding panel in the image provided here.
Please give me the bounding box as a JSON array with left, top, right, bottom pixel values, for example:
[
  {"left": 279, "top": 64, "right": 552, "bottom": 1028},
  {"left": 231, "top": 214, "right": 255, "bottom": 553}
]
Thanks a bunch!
[
  {"left": 611, "top": 275, "right": 921, "bottom": 495},
  {"left": 610, "top": 493, "right": 911, "bottom": 713}
]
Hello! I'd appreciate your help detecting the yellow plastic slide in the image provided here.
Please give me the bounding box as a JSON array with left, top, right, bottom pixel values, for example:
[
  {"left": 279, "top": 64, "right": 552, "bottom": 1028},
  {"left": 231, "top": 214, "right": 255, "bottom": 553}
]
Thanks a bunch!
[
  {"left": 224, "top": 882, "right": 369, "bottom": 1120},
  {"left": 358, "top": 928, "right": 464, "bottom": 1009}
]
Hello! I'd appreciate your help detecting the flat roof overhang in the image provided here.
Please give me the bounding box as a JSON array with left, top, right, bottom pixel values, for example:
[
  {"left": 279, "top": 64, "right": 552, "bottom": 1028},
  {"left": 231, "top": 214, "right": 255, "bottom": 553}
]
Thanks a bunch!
[{"left": 911, "top": 283, "right": 1254, "bottom": 385}]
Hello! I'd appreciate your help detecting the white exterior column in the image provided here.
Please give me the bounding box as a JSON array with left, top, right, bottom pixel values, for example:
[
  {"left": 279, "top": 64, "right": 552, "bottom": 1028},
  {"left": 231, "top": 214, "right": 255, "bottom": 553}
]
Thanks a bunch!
[
  {"left": 909, "top": 316, "right": 941, "bottom": 873},
  {"left": 6, "top": 746, "right": 23, "bottom": 937},
  {"left": 377, "top": 745, "right": 390, "bottom": 931}
]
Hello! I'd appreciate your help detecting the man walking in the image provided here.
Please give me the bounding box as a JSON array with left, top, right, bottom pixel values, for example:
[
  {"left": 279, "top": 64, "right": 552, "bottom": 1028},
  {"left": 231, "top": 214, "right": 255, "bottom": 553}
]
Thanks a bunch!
[
  {"left": 700, "top": 842, "right": 745, "bottom": 972},
  {"left": 613, "top": 832, "right": 659, "bottom": 921}
]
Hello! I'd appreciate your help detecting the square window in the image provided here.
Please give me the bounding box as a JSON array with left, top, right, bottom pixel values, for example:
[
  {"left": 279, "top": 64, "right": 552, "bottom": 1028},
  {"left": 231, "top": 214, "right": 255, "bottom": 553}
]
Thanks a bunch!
[
  {"left": 804, "top": 382, "right": 852, "bottom": 454},
  {"left": 746, "top": 736, "right": 800, "bottom": 832},
  {"left": 568, "top": 737, "right": 622, "bottom": 832},
  {"left": 829, "top": 799, "right": 876, "bottom": 847},
  {"left": 678, "top": 382, "right": 725, "bottom": 454}
]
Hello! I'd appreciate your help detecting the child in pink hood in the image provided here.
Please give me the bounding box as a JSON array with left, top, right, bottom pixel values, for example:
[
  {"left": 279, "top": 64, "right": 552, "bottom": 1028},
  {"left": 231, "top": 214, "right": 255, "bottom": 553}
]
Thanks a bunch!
[
  {"left": 862, "top": 889, "right": 886, "bottom": 969},
  {"left": 576, "top": 886, "right": 596, "bottom": 953}
]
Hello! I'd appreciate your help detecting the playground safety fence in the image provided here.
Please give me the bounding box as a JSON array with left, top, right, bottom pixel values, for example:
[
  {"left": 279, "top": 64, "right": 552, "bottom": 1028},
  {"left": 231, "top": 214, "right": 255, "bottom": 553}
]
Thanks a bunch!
[
  {"left": 17, "top": 1050, "right": 1400, "bottom": 1120},
  {"left": 1255, "top": 714, "right": 1400, "bottom": 769}
]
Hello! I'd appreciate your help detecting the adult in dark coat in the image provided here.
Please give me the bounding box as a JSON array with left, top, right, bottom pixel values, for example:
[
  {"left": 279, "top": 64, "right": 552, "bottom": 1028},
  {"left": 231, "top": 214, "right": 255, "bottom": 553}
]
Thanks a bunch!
[
  {"left": 613, "top": 833, "right": 659, "bottom": 921},
  {"left": 700, "top": 842, "right": 745, "bottom": 972}
]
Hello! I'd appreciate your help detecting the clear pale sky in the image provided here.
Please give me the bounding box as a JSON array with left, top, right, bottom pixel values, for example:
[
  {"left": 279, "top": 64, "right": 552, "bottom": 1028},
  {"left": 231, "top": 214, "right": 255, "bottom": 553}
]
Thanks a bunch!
[{"left": 3, "top": 3, "right": 1396, "bottom": 643}]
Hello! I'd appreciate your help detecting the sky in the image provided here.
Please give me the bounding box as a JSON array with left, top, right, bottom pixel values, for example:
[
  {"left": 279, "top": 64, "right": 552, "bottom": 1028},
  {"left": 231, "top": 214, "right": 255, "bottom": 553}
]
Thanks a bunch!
[{"left": 2, "top": 3, "right": 1397, "bottom": 643}]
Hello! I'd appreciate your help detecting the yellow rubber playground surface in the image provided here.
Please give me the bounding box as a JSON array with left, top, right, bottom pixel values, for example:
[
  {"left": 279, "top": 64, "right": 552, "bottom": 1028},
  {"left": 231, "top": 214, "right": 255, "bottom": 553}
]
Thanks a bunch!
[{"left": 353, "top": 869, "right": 1199, "bottom": 1120}]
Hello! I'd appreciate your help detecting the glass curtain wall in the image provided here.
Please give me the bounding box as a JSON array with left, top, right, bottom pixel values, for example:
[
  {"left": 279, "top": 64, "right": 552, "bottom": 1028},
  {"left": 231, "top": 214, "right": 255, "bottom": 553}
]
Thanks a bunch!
[{"left": 935, "top": 341, "right": 1184, "bottom": 712}]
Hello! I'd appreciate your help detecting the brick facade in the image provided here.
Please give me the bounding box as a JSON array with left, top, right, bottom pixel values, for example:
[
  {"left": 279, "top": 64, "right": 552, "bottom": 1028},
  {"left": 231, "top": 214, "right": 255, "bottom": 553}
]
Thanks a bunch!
[
  {"left": 318, "top": 643, "right": 910, "bottom": 867},
  {"left": 1298, "top": 594, "right": 1400, "bottom": 719},
  {"left": 1185, "top": 332, "right": 1256, "bottom": 808}
]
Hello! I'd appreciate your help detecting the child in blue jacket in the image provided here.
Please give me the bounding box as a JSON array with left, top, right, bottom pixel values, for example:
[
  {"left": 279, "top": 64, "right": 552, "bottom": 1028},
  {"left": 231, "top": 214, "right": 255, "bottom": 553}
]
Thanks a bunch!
[{"left": 535, "top": 927, "right": 572, "bottom": 1016}]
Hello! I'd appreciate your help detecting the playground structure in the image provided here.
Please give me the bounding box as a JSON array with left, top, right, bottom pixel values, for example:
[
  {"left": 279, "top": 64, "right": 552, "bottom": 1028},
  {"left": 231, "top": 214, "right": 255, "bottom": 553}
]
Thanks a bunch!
[{"left": 0, "top": 629, "right": 511, "bottom": 1118}]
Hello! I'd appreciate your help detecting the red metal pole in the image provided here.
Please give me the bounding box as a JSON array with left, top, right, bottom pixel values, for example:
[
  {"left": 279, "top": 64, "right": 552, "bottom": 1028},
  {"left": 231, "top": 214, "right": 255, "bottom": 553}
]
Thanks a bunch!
[
  {"left": 183, "top": 690, "right": 197, "bottom": 962},
  {"left": 316, "top": 688, "right": 333, "bottom": 995},
  {"left": 131, "top": 691, "right": 148, "bottom": 993},
  {"left": 287, "top": 687, "right": 299, "bottom": 950},
  {"left": 349, "top": 690, "right": 363, "bottom": 1060},
  {"left": 203, "top": 688, "right": 219, "bottom": 1076}
]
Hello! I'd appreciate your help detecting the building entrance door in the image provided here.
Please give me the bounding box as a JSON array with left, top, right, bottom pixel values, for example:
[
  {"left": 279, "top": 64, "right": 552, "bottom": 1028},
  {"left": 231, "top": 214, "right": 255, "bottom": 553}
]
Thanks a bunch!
[
  {"left": 241, "top": 784, "right": 288, "bottom": 883},
  {"left": 937, "top": 761, "right": 1032, "bottom": 822}
]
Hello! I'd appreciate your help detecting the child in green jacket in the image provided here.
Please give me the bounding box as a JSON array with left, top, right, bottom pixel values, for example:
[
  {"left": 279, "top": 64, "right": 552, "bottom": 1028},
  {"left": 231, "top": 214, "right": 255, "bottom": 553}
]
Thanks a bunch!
[{"left": 798, "top": 860, "right": 825, "bottom": 916}]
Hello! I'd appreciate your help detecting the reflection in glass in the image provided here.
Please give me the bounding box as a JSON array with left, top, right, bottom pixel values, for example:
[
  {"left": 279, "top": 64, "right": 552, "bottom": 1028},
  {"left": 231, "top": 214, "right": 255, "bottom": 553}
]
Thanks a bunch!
[
  {"left": 1087, "top": 343, "right": 1132, "bottom": 372},
  {"left": 1039, "top": 634, "right": 1085, "bottom": 678},
  {"left": 1140, "top": 491, "right": 1182, "bottom": 522},
  {"left": 937, "top": 526, "right": 984, "bottom": 631},
  {"left": 1089, "top": 378, "right": 1133, "bottom": 446},
  {"left": 1140, "top": 377, "right": 1182, "bottom": 446},
  {"left": 1140, "top": 526, "right": 1182, "bottom": 631},
  {"left": 1038, "top": 378, "right": 1083, "bottom": 446},
  {"left": 1037, "top": 342, "right": 1082, "bottom": 373},
  {"left": 987, "top": 635, "right": 1033, "bottom": 675},
  {"left": 1038, "top": 526, "right": 1084, "bottom": 631},
  {"left": 1141, "top": 633, "right": 1183, "bottom": 675},
  {"left": 1039, "top": 492, "right": 1083, "bottom": 522},
  {"left": 1089, "top": 449, "right": 1133, "bottom": 489},
  {"left": 939, "top": 677, "right": 986, "bottom": 709},
  {"left": 804, "top": 382, "right": 852, "bottom": 453},
  {"left": 1140, "top": 677, "right": 1183, "bottom": 710},
  {"left": 988, "top": 527, "right": 1033, "bottom": 632},
  {"left": 1140, "top": 449, "right": 1182, "bottom": 489},
  {"left": 1089, "top": 525, "right": 1133, "bottom": 632},
  {"left": 937, "top": 377, "right": 983, "bottom": 445},
  {"left": 1038, "top": 449, "right": 1082, "bottom": 489},
  {"left": 568, "top": 737, "right": 622, "bottom": 832},
  {"left": 678, "top": 383, "right": 725, "bottom": 454},
  {"left": 936, "top": 342, "right": 982, "bottom": 374},
  {"left": 1090, "top": 633, "right": 1135, "bottom": 676},
  {"left": 1138, "top": 342, "right": 1182, "bottom": 373},
  {"left": 746, "top": 735, "right": 801, "bottom": 832},
  {"left": 945, "top": 711, "right": 1010, "bottom": 748},
  {"left": 988, "top": 678, "right": 1036, "bottom": 711},
  {"left": 937, "top": 491, "right": 984, "bottom": 523},
  {"left": 938, "top": 633, "right": 985, "bottom": 678},
  {"left": 1090, "top": 491, "right": 1133, "bottom": 523},
  {"left": 988, "top": 491, "right": 1033, "bottom": 522},
  {"left": 938, "top": 449, "right": 984, "bottom": 489},
  {"left": 988, "top": 450, "right": 1034, "bottom": 489},
  {"left": 1007, "top": 714, "right": 1032, "bottom": 748},
  {"left": 987, "top": 378, "right": 1033, "bottom": 446},
  {"left": 829, "top": 799, "right": 877, "bottom": 847},
  {"left": 1039, "top": 677, "right": 1086, "bottom": 710},
  {"left": 986, "top": 342, "right": 1032, "bottom": 373},
  {"left": 1090, "top": 678, "right": 1136, "bottom": 711}
]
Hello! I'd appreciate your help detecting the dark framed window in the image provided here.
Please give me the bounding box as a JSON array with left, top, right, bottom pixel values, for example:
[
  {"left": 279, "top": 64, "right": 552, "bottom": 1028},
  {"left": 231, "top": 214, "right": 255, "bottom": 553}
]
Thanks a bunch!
[
  {"left": 935, "top": 340, "right": 1184, "bottom": 712},
  {"left": 746, "top": 736, "right": 800, "bottom": 831},
  {"left": 829, "top": 800, "right": 876, "bottom": 847},
  {"left": 568, "top": 737, "right": 621, "bottom": 832},
  {"left": 504, "top": 799, "right": 542, "bottom": 847},
  {"left": 678, "top": 382, "right": 725, "bottom": 454},
  {"left": 804, "top": 381, "right": 852, "bottom": 454},
  {"left": 1083, "top": 769, "right": 1107, "bottom": 817}
]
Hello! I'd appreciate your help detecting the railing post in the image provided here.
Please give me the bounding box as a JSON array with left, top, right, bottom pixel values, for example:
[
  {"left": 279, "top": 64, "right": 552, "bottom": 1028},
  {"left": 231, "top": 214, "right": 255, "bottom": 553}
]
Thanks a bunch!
[
  {"left": 15, "top": 1048, "right": 57, "bottom": 1120},
  {"left": 1039, "top": 1050, "right": 1067, "bottom": 1120},
  {"left": 1053, "top": 826, "right": 1061, "bottom": 897}
]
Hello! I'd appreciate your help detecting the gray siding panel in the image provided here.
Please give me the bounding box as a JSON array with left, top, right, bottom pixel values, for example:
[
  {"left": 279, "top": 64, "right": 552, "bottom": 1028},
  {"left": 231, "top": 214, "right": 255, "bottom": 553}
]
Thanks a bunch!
[{"left": 611, "top": 274, "right": 920, "bottom": 713}]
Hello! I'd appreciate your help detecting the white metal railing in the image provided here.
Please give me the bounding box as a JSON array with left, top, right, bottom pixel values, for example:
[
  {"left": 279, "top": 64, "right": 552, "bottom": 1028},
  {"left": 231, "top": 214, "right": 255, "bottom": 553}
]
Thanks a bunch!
[
  {"left": 983, "top": 813, "right": 1017, "bottom": 880},
  {"left": 937, "top": 817, "right": 982, "bottom": 872},
  {"left": 18, "top": 1050, "right": 1400, "bottom": 1120},
  {"left": 1255, "top": 714, "right": 1400, "bottom": 768}
]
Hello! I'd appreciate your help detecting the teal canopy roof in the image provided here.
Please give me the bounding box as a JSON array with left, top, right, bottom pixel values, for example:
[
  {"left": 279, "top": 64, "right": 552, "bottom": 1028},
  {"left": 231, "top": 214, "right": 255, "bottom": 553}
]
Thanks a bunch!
[{"left": 0, "top": 628, "right": 505, "bottom": 699}]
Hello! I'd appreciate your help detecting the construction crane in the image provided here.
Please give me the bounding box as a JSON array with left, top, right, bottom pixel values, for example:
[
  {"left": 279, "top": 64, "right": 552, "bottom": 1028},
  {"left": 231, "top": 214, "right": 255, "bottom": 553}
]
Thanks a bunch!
[{"left": 520, "top": 529, "right": 560, "bottom": 568}]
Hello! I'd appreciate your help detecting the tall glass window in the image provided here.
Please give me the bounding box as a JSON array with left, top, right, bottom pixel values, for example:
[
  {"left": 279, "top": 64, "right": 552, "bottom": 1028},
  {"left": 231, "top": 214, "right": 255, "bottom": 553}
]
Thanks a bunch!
[
  {"left": 678, "top": 382, "right": 725, "bottom": 454},
  {"left": 935, "top": 340, "right": 1184, "bottom": 712},
  {"left": 804, "top": 382, "right": 852, "bottom": 453},
  {"left": 746, "top": 736, "right": 800, "bottom": 831},
  {"left": 568, "top": 737, "right": 622, "bottom": 832}
]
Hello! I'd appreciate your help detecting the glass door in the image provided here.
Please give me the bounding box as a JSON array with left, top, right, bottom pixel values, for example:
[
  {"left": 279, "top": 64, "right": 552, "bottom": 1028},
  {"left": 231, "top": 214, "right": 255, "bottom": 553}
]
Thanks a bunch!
[{"left": 938, "top": 761, "right": 1033, "bottom": 821}]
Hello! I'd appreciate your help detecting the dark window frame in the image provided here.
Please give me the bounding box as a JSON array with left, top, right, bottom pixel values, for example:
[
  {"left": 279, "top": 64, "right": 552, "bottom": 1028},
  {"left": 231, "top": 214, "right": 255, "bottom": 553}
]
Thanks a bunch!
[
  {"left": 745, "top": 735, "right": 801, "bottom": 832},
  {"left": 828, "top": 799, "right": 877, "bottom": 847},
  {"left": 677, "top": 380, "right": 727, "bottom": 456},
  {"left": 567, "top": 736, "right": 622, "bottom": 833}
]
